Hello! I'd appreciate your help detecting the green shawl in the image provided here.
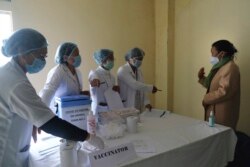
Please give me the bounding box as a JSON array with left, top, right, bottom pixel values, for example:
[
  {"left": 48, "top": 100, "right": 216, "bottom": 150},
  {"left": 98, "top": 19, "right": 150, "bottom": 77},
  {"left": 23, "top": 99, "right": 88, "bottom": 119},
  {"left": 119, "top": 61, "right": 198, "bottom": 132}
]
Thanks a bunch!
[{"left": 203, "top": 56, "right": 232, "bottom": 89}]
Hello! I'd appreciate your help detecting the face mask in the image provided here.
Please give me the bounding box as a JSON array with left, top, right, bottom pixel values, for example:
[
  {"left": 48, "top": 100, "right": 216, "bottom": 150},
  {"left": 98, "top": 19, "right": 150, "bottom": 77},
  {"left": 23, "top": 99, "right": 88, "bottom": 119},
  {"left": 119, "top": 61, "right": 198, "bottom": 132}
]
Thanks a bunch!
[
  {"left": 102, "top": 60, "right": 114, "bottom": 70},
  {"left": 133, "top": 59, "right": 142, "bottom": 68},
  {"left": 210, "top": 56, "right": 219, "bottom": 65},
  {"left": 25, "top": 58, "right": 46, "bottom": 74},
  {"left": 73, "top": 55, "right": 81, "bottom": 68}
]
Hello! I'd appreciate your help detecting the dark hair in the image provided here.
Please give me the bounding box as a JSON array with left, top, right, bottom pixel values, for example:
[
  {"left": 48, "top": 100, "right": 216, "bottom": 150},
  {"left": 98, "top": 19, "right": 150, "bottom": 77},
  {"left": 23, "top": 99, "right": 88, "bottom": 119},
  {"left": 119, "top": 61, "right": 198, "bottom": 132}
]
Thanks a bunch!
[{"left": 212, "top": 40, "right": 238, "bottom": 57}]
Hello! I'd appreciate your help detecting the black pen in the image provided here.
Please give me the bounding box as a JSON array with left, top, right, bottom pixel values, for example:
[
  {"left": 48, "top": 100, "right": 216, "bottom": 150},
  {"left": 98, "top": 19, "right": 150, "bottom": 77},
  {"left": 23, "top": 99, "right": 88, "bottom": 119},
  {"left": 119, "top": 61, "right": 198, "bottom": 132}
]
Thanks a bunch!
[
  {"left": 160, "top": 111, "right": 166, "bottom": 118},
  {"left": 20, "top": 144, "right": 30, "bottom": 152}
]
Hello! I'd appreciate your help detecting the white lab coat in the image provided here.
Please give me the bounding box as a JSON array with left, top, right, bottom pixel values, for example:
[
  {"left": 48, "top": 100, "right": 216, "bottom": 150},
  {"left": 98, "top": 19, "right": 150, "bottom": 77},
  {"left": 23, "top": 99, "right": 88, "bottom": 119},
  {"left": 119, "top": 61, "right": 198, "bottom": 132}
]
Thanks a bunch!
[
  {"left": 0, "top": 59, "right": 55, "bottom": 167},
  {"left": 39, "top": 64, "right": 82, "bottom": 112},
  {"left": 88, "top": 66, "right": 116, "bottom": 115},
  {"left": 117, "top": 63, "right": 153, "bottom": 111}
]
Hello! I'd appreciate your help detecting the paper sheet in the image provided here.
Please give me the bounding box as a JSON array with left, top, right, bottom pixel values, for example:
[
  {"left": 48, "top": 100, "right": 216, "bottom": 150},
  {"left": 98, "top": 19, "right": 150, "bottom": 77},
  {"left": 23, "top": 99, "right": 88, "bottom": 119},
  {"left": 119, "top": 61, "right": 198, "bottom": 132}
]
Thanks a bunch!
[{"left": 104, "top": 88, "right": 124, "bottom": 110}]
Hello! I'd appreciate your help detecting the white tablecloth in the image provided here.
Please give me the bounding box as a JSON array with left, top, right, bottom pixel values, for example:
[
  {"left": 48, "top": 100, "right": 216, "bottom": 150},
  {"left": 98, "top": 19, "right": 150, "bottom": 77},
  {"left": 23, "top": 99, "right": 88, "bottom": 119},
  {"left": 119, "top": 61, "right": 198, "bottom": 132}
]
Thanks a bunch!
[{"left": 29, "top": 111, "right": 237, "bottom": 167}]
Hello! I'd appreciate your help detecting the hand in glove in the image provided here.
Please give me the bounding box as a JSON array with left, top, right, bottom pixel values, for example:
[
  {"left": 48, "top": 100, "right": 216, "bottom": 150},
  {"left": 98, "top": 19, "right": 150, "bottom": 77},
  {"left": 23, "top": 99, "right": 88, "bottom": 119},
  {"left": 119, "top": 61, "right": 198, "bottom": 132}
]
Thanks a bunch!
[{"left": 86, "top": 134, "right": 104, "bottom": 150}]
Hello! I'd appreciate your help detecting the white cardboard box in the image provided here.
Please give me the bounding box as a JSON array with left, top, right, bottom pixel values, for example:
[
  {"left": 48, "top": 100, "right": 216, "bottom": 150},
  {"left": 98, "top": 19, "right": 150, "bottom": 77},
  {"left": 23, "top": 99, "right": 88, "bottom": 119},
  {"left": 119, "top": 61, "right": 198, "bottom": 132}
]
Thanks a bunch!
[{"left": 55, "top": 95, "right": 91, "bottom": 130}]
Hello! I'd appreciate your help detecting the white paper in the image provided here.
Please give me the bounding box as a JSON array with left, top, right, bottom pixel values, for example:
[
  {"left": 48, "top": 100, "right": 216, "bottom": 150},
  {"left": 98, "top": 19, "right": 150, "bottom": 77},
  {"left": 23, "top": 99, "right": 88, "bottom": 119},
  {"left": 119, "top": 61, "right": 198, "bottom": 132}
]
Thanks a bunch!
[
  {"left": 88, "top": 143, "right": 137, "bottom": 167},
  {"left": 104, "top": 88, "right": 124, "bottom": 110}
]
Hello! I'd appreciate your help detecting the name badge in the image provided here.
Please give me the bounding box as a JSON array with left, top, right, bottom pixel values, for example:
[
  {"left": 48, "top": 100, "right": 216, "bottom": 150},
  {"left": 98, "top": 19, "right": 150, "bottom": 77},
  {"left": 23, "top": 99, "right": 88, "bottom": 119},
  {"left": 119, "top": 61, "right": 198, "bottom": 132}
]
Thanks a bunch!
[{"left": 88, "top": 143, "right": 137, "bottom": 167}]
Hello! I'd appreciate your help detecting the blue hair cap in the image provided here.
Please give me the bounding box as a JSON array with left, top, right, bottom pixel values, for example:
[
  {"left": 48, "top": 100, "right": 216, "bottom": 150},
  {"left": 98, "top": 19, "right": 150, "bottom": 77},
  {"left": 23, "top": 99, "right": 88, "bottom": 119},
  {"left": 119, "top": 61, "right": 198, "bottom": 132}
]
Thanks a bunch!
[
  {"left": 93, "top": 49, "right": 113, "bottom": 65},
  {"left": 55, "top": 42, "right": 78, "bottom": 64},
  {"left": 1, "top": 28, "right": 48, "bottom": 57},
  {"left": 125, "top": 47, "right": 145, "bottom": 61}
]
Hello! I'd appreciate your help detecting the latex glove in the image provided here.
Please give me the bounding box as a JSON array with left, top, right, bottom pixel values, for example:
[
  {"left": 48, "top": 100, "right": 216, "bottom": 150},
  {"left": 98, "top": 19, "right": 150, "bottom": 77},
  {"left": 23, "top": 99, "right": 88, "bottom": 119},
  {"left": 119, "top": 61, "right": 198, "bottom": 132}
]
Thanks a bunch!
[
  {"left": 86, "top": 134, "right": 104, "bottom": 150},
  {"left": 198, "top": 67, "right": 205, "bottom": 80}
]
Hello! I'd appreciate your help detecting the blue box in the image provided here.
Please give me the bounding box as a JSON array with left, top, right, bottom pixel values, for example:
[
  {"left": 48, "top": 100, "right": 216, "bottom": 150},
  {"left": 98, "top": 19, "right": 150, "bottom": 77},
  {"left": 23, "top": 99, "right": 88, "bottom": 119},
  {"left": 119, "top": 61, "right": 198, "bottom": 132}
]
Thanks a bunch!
[{"left": 55, "top": 95, "right": 91, "bottom": 130}]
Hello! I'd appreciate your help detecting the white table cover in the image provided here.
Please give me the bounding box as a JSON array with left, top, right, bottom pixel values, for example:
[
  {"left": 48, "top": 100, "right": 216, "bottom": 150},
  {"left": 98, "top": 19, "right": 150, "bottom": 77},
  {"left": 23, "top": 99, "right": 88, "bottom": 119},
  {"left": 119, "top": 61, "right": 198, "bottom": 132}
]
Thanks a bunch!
[{"left": 29, "top": 112, "right": 237, "bottom": 167}]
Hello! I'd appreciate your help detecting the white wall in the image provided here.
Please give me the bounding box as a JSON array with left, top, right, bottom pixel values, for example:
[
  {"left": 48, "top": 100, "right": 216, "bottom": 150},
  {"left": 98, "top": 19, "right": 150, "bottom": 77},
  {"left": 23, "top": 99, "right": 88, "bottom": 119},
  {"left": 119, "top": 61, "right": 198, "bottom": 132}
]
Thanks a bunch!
[{"left": 173, "top": 0, "right": 250, "bottom": 134}]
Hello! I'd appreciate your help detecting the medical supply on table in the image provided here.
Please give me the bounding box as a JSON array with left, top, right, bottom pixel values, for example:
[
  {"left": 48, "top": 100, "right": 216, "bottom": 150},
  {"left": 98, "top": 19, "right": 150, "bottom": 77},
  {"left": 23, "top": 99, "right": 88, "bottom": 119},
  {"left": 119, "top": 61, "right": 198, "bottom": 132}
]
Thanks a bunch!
[
  {"left": 60, "top": 139, "right": 80, "bottom": 167},
  {"left": 208, "top": 111, "right": 215, "bottom": 127},
  {"left": 55, "top": 95, "right": 91, "bottom": 130},
  {"left": 87, "top": 111, "right": 96, "bottom": 135},
  {"left": 126, "top": 116, "right": 138, "bottom": 133},
  {"left": 113, "top": 107, "right": 140, "bottom": 120},
  {"left": 97, "top": 109, "right": 126, "bottom": 139},
  {"left": 99, "top": 122, "right": 126, "bottom": 139}
]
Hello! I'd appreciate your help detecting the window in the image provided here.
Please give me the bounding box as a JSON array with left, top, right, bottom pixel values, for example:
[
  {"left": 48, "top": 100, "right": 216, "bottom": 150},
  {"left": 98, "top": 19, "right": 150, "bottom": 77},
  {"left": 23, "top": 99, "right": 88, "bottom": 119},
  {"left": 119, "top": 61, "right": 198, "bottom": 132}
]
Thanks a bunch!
[{"left": 0, "top": 10, "right": 13, "bottom": 66}]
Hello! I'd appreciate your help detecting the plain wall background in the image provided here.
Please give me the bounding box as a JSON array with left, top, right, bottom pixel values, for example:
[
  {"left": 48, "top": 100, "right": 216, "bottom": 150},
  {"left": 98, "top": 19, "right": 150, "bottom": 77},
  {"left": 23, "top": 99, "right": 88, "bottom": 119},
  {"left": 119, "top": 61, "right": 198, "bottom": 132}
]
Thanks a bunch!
[
  {"left": 6, "top": 0, "right": 156, "bottom": 105},
  {"left": 155, "top": 0, "right": 250, "bottom": 135},
  {"left": 171, "top": 0, "right": 250, "bottom": 135},
  {"left": 1, "top": 0, "right": 250, "bottom": 135}
]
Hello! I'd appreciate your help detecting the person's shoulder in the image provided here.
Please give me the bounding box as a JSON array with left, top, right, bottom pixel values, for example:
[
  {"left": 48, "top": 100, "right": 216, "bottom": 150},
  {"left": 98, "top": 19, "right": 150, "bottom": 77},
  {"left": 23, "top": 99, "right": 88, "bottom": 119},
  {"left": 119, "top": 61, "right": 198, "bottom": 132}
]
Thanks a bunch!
[
  {"left": 118, "top": 63, "right": 129, "bottom": 72},
  {"left": 54, "top": 64, "right": 69, "bottom": 73},
  {"left": 89, "top": 67, "right": 99, "bottom": 74},
  {"left": 226, "top": 60, "right": 239, "bottom": 70},
  {"left": 47, "top": 64, "right": 67, "bottom": 79},
  {"left": 75, "top": 67, "right": 82, "bottom": 74},
  {"left": 88, "top": 68, "right": 99, "bottom": 78},
  {"left": 220, "top": 60, "right": 240, "bottom": 75}
]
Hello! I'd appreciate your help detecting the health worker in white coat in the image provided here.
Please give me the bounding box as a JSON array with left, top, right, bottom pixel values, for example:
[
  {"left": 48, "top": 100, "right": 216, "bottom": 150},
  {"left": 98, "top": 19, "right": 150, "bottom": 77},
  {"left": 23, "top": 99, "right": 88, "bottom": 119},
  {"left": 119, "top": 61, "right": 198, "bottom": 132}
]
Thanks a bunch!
[
  {"left": 39, "top": 42, "right": 89, "bottom": 112},
  {"left": 88, "top": 49, "right": 120, "bottom": 115},
  {"left": 117, "top": 47, "right": 159, "bottom": 112},
  {"left": 0, "top": 28, "right": 104, "bottom": 167}
]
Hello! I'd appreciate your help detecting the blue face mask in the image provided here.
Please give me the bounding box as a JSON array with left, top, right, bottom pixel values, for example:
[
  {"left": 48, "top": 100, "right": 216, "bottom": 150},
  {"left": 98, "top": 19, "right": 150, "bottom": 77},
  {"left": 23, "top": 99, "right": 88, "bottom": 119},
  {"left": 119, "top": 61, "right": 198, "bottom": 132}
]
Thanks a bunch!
[
  {"left": 25, "top": 58, "right": 46, "bottom": 74},
  {"left": 133, "top": 59, "right": 142, "bottom": 68},
  {"left": 102, "top": 60, "right": 114, "bottom": 70},
  {"left": 73, "top": 55, "right": 81, "bottom": 68}
]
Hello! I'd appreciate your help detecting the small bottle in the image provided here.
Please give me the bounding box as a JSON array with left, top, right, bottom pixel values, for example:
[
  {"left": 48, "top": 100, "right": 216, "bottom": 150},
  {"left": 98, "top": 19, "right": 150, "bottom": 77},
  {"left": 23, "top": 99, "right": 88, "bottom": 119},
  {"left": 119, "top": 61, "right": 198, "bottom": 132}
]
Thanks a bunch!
[
  {"left": 60, "top": 139, "right": 78, "bottom": 167},
  {"left": 208, "top": 111, "right": 215, "bottom": 127},
  {"left": 87, "top": 111, "right": 96, "bottom": 135}
]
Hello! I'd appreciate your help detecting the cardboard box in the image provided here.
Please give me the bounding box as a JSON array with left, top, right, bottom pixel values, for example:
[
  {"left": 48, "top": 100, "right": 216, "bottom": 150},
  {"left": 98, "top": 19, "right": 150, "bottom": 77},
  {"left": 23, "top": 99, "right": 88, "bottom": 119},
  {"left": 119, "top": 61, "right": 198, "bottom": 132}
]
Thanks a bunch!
[{"left": 55, "top": 95, "right": 91, "bottom": 130}]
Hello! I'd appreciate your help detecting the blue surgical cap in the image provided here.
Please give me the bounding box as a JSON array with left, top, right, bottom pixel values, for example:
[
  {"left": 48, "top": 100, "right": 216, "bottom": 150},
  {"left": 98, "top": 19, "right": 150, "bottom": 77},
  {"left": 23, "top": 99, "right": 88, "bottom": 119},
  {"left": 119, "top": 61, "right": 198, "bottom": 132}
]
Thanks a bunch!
[
  {"left": 125, "top": 47, "right": 145, "bottom": 61},
  {"left": 1, "top": 28, "right": 48, "bottom": 57},
  {"left": 93, "top": 49, "right": 113, "bottom": 65},
  {"left": 55, "top": 42, "right": 78, "bottom": 64}
]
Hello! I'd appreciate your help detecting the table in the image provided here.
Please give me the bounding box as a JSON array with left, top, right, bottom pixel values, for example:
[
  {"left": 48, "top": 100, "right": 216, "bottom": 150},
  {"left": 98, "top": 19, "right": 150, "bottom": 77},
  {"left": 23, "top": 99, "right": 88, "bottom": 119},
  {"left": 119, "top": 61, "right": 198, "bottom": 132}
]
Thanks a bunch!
[{"left": 29, "top": 111, "right": 237, "bottom": 167}]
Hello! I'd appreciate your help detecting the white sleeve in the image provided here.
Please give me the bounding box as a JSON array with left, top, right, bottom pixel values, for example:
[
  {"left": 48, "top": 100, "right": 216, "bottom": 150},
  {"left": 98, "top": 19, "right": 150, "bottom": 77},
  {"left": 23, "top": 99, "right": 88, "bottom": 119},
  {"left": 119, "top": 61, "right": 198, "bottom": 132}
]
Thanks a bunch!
[
  {"left": 76, "top": 69, "right": 83, "bottom": 90},
  {"left": 143, "top": 92, "right": 150, "bottom": 106},
  {"left": 139, "top": 70, "right": 151, "bottom": 105},
  {"left": 117, "top": 67, "right": 153, "bottom": 92},
  {"left": 88, "top": 70, "right": 100, "bottom": 82},
  {"left": 9, "top": 81, "right": 55, "bottom": 127},
  {"left": 39, "top": 67, "right": 63, "bottom": 107}
]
